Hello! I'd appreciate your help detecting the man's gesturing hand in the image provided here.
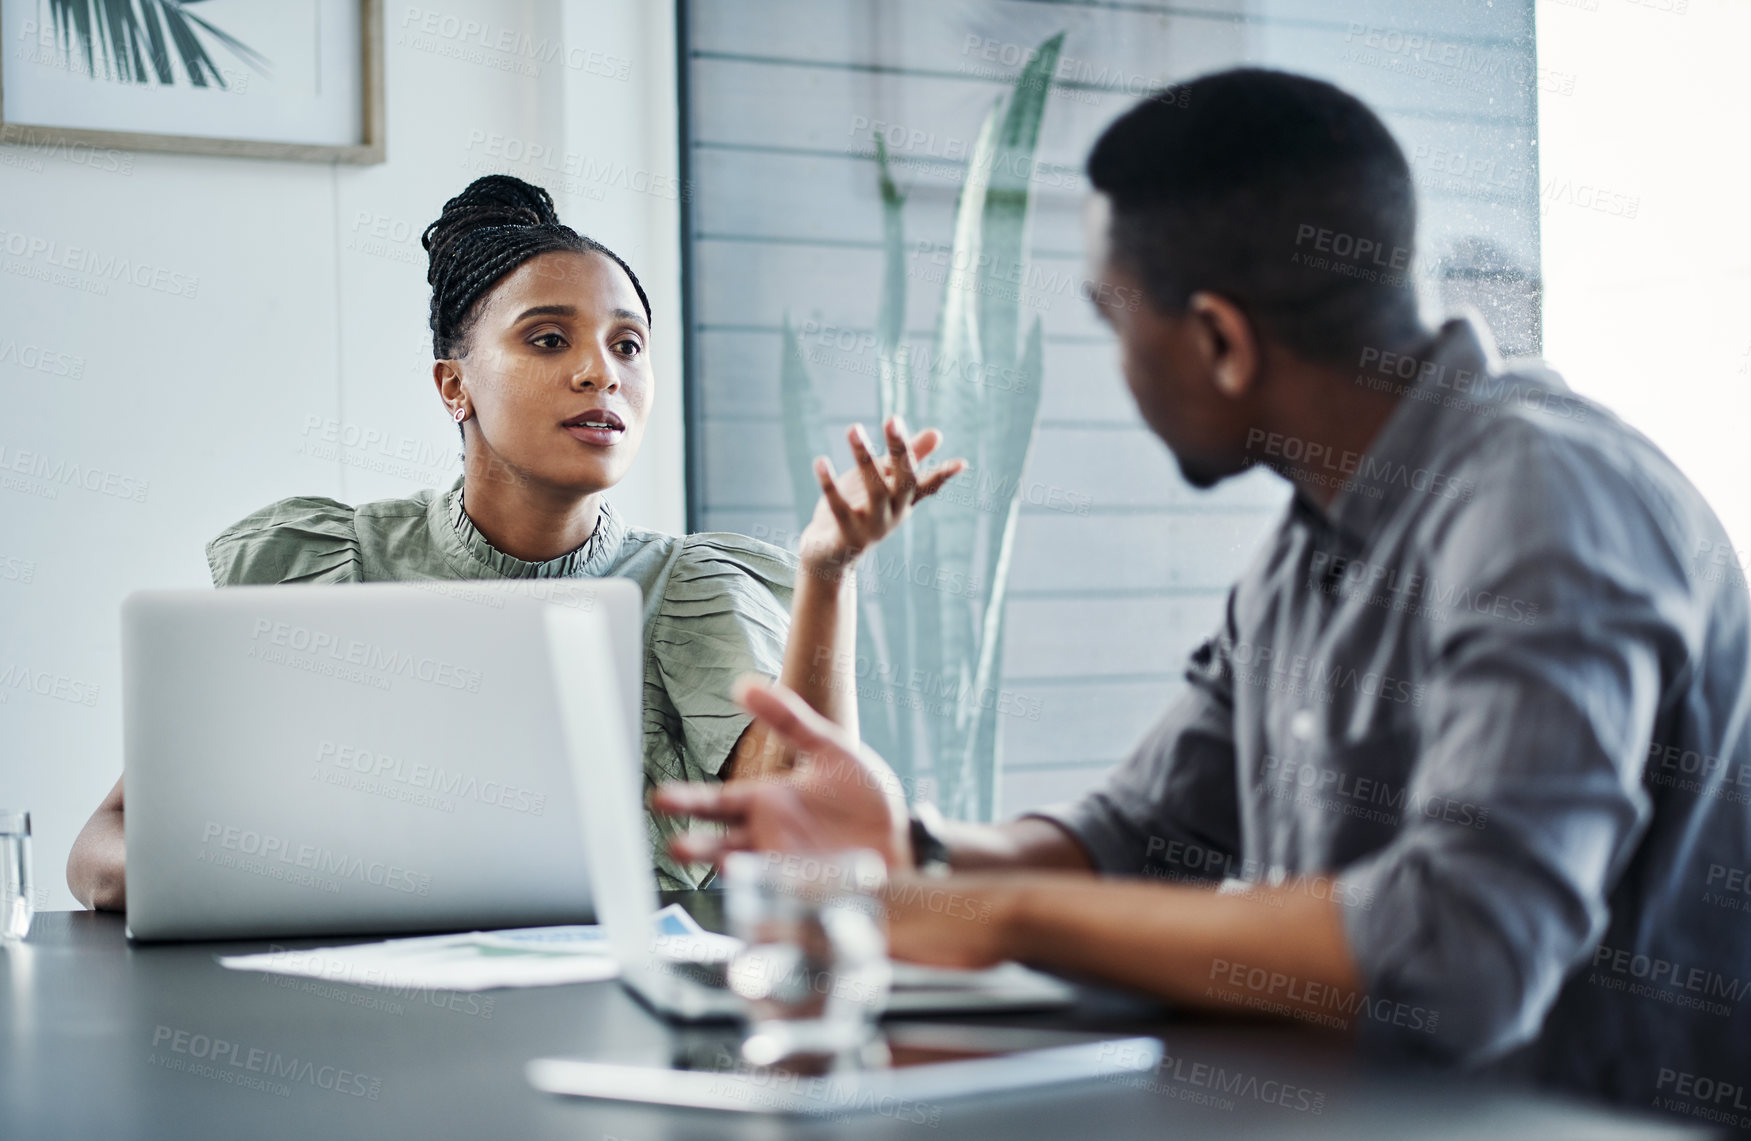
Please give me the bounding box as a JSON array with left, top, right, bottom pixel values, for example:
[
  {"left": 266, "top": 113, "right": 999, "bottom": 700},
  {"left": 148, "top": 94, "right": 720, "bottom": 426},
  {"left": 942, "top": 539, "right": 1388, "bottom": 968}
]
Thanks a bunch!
[{"left": 652, "top": 676, "right": 914, "bottom": 868}]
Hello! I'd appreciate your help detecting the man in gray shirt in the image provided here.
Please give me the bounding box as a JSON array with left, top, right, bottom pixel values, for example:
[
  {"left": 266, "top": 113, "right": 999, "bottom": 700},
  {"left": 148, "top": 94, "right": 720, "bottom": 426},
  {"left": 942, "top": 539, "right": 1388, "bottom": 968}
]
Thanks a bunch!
[{"left": 657, "top": 67, "right": 1751, "bottom": 1116}]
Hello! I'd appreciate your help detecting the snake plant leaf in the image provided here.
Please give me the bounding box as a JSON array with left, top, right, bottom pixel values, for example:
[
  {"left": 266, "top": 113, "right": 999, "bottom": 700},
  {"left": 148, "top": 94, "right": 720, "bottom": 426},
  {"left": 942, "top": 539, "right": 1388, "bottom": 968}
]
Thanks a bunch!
[
  {"left": 939, "top": 37, "right": 1060, "bottom": 817},
  {"left": 772, "top": 32, "right": 1061, "bottom": 815},
  {"left": 957, "top": 316, "right": 1046, "bottom": 820},
  {"left": 779, "top": 313, "right": 831, "bottom": 533},
  {"left": 868, "top": 136, "right": 916, "bottom": 757},
  {"left": 874, "top": 137, "right": 910, "bottom": 428},
  {"left": 977, "top": 33, "right": 1063, "bottom": 387},
  {"left": 925, "top": 98, "right": 1000, "bottom": 419},
  {"left": 884, "top": 97, "right": 1002, "bottom": 803}
]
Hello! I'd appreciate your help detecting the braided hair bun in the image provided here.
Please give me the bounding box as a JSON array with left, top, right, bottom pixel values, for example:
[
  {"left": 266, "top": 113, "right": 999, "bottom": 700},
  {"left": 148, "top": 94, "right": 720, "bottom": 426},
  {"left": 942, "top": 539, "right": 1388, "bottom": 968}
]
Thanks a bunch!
[{"left": 421, "top": 174, "right": 651, "bottom": 358}]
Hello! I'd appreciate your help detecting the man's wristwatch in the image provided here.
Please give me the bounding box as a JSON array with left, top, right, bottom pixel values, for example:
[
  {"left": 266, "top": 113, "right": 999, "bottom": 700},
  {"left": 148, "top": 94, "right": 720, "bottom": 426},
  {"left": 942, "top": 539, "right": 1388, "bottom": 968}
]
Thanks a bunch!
[{"left": 907, "top": 802, "right": 952, "bottom": 877}]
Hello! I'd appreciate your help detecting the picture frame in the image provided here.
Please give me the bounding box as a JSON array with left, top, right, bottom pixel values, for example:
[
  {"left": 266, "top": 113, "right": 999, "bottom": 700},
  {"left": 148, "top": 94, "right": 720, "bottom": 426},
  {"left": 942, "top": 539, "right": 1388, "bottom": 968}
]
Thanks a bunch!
[{"left": 0, "top": 0, "right": 384, "bottom": 163}]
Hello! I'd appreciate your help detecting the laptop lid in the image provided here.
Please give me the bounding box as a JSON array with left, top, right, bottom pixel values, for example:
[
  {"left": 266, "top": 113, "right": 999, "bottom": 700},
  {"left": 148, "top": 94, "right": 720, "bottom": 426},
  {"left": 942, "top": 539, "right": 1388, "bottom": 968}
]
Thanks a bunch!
[
  {"left": 544, "top": 604, "right": 662, "bottom": 977},
  {"left": 123, "top": 579, "right": 640, "bottom": 941}
]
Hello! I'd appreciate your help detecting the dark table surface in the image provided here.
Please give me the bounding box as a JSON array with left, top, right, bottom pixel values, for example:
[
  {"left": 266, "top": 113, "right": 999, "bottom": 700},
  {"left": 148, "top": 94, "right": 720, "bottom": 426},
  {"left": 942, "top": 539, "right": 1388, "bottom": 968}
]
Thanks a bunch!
[{"left": 1, "top": 900, "right": 1717, "bottom": 1140}]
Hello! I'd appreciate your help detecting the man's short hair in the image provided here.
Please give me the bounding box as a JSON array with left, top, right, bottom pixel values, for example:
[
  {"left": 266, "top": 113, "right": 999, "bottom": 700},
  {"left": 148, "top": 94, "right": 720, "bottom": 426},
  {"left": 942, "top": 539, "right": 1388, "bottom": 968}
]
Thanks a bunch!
[{"left": 1087, "top": 68, "right": 1422, "bottom": 364}]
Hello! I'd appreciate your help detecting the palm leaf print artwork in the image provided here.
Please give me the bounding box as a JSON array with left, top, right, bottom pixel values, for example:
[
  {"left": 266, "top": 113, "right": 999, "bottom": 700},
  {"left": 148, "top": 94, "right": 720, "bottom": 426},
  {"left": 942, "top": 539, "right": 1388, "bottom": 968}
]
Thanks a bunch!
[{"left": 40, "top": 0, "right": 271, "bottom": 88}]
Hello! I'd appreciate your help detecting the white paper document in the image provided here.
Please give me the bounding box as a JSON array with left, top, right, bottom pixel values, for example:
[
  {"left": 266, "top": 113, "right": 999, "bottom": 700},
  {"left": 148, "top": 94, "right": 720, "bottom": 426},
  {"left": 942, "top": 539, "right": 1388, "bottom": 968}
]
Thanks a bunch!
[{"left": 217, "top": 904, "right": 738, "bottom": 991}]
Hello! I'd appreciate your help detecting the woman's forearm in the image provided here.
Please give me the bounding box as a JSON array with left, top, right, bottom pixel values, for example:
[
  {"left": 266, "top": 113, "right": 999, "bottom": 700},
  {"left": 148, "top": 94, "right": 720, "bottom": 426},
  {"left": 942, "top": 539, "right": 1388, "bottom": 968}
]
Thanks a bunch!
[
  {"left": 726, "top": 416, "right": 962, "bottom": 782},
  {"left": 725, "top": 556, "right": 859, "bottom": 781},
  {"left": 781, "top": 555, "right": 860, "bottom": 735}
]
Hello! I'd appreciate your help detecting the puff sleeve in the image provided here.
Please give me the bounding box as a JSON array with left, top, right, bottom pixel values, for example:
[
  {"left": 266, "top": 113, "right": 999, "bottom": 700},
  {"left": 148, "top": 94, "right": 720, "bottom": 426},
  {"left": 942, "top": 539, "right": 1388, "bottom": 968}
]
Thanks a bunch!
[
  {"left": 645, "top": 532, "right": 797, "bottom": 783},
  {"left": 206, "top": 497, "right": 365, "bottom": 586}
]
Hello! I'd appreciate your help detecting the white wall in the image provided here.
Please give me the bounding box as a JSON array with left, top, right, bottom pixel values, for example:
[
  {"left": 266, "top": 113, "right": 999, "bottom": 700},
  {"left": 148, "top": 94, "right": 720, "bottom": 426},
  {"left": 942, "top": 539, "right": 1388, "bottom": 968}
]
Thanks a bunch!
[
  {"left": 1537, "top": 0, "right": 1751, "bottom": 553},
  {"left": 0, "top": 0, "right": 685, "bottom": 911}
]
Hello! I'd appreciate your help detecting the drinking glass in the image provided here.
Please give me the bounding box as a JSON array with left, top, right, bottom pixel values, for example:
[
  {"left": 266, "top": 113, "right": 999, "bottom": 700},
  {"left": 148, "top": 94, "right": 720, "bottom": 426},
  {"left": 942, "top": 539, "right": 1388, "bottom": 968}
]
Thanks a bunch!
[
  {"left": 1, "top": 810, "right": 33, "bottom": 944},
  {"left": 722, "top": 849, "right": 891, "bottom": 1066}
]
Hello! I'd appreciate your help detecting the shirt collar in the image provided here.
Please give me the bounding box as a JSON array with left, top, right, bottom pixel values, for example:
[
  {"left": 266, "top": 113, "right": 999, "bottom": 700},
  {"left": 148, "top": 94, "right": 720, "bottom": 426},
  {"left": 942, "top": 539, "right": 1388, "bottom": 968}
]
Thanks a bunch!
[
  {"left": 431, "top": 475, "right": 626, "bottom": 578},
  {"left": 1309, "top": 316, "right": 1496, "bottom": 550}
]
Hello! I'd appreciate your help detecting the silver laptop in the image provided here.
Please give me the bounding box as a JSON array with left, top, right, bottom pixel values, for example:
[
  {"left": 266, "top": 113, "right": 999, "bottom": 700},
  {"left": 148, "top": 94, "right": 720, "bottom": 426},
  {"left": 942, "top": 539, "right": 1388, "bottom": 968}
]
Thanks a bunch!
[
  {"left": 122, "top": 579, "right": 642, "bottom": 942},
  {"left": 543, "top": 606, "right": 1076, "bottom": 1018}
]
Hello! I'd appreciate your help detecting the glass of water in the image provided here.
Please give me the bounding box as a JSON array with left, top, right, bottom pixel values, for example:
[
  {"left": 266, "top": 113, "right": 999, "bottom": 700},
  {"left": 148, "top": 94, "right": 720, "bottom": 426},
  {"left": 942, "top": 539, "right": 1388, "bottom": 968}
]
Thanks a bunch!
[
  {"left": 1, "top": 810, "right": 32, "bottom": 944},
  {"left": 722, "top": 849, "right": 891, "bottom": 1066}
]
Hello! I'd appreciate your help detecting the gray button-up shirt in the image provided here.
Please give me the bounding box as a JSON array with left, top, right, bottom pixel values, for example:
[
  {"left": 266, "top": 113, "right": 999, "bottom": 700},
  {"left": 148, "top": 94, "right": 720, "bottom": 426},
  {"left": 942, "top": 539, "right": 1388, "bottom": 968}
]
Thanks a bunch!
[{"left": 1037, "top": 317, "right": 1751, "bottom": 1111}]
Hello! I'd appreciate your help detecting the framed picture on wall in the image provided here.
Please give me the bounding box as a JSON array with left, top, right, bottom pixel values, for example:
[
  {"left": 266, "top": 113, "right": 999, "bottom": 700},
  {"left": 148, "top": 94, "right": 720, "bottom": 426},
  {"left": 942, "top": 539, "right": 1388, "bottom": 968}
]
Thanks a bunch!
[{"left": 0, "top": 0, "right": 383, "bottom": 162}]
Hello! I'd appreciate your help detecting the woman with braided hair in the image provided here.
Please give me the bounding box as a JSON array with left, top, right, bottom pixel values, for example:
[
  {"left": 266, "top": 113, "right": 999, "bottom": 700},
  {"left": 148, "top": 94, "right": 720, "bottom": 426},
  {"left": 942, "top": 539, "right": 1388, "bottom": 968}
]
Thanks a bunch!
[{"left": 66, "top": 174, "right": 964, "bottom": 904}]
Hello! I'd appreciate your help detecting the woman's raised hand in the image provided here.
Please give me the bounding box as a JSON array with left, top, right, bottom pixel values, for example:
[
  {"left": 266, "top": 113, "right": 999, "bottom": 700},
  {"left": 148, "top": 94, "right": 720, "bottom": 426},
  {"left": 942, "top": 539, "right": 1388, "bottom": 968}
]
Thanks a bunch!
[{"left": 799, "top": 416, "right": 966, "bottom": 575}]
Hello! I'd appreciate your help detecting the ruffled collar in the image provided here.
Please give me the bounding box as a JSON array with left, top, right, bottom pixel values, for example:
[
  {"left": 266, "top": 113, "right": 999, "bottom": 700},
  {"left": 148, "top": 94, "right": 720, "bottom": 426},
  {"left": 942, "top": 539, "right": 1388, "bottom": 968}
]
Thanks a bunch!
[{"left": 433, "top": 477, "right": 626, "bottom": 579}]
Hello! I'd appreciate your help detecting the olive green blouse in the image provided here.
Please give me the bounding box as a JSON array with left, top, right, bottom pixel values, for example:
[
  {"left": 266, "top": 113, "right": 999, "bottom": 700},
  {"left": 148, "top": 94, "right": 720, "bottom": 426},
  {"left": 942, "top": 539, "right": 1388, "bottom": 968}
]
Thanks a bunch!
[{"left": 204, "top": 476, "right": 797, "bottom": 890}]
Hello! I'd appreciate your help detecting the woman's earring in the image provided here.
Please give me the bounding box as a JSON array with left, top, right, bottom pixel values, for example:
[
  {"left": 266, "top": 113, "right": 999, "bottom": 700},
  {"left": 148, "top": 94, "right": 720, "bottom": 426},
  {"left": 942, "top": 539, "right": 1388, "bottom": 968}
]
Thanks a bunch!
[{"left": 453, "top": 405, "right": 468, "bottom": 424}]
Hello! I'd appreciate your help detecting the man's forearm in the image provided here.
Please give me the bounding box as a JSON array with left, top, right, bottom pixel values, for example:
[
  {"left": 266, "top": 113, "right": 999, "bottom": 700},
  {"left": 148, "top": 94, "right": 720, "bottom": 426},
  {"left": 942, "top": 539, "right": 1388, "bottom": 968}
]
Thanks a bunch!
[
  {"left": 939, "top": 815, "right": 1094, "bottom": 871},
  {"left": 998, "top": 875, "right": 1361, "bottom": 1021}
]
